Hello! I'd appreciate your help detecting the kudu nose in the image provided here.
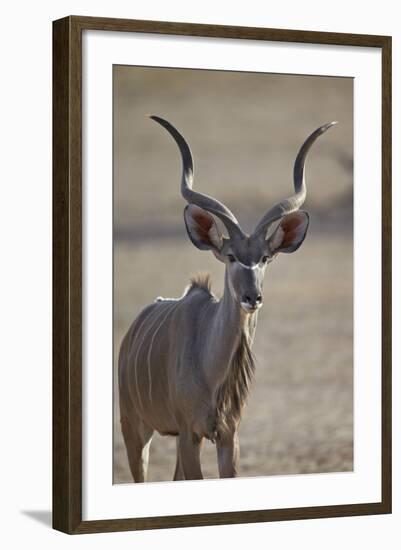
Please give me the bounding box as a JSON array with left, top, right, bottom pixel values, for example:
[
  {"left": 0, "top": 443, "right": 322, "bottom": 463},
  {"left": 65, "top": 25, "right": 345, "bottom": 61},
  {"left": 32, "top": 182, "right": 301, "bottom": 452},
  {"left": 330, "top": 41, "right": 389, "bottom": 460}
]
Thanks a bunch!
[{"left": 243, "top": 293, "right": 262, "bottom": 308}]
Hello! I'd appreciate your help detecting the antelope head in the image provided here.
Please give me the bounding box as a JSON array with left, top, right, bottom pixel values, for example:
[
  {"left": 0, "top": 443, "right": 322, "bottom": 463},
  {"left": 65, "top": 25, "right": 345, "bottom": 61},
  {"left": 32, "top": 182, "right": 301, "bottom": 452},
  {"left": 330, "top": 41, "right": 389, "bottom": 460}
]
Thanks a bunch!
[{"left": 150, "top": 116, "right": 336, "bottom": 314}]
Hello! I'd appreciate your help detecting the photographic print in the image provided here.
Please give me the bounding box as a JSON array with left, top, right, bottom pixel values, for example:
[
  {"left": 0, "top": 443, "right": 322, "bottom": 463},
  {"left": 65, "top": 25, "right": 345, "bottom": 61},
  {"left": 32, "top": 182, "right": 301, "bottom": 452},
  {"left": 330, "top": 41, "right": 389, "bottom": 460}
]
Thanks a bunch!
[
  {"left": 53, "top": 16, "right": 390, "bottom": 533},
  {"left": 113, "top": 66, "right": 354, "bottom": 484}
]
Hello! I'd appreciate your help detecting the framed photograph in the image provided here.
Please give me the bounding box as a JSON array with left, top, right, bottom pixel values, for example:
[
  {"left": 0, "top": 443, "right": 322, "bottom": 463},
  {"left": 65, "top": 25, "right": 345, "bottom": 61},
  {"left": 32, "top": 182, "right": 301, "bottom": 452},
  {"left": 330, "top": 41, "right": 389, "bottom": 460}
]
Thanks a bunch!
[{"left": 53, "top": 16, "right": 392, "bottom": 534}]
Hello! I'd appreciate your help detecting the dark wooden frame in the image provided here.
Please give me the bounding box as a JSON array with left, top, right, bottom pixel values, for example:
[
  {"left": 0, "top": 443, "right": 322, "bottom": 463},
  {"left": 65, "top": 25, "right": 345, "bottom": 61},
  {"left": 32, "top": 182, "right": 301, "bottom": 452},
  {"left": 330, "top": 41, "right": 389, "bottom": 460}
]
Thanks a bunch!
[{"left": 53, "top": 15, "right": 392, "bottom": 534}]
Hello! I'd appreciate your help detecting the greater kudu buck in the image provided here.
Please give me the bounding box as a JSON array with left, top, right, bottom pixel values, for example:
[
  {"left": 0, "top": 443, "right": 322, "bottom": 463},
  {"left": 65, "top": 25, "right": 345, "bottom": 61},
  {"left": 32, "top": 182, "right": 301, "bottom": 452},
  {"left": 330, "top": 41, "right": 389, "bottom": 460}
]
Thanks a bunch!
[{"left": 119, "top": 116, "right": 336, "bottom": 482}]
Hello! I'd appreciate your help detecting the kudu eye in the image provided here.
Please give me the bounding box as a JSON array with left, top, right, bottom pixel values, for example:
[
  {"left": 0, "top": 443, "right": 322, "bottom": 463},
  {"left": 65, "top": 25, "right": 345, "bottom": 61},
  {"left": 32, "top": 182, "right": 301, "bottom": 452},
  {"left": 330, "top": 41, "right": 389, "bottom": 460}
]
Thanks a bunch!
[
  {"left": 227, "top": 254, "right": 236, "bottom": 263},
  {"left": 261, "top": 255, "right": 269, "bottom": 264}
]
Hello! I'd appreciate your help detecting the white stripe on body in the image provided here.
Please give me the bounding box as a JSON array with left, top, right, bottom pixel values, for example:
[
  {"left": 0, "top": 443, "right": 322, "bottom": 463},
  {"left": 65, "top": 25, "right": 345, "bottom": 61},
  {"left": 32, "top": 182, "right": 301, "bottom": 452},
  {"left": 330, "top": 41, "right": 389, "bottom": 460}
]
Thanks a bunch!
[
  {"left": 147, "top": 301, "right": 183, "bottom": 404},
  {"left": 131, "top": 303, "right": 173, "bottom": 414}
]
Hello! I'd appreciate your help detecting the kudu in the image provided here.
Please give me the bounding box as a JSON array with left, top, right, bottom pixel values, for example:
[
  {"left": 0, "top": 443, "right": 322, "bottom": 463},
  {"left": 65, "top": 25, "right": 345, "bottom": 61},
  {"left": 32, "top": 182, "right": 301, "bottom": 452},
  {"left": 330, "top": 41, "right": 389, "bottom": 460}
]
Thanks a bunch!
[{"left": 119, "top": 116, "right": 336, "bottom": 482}]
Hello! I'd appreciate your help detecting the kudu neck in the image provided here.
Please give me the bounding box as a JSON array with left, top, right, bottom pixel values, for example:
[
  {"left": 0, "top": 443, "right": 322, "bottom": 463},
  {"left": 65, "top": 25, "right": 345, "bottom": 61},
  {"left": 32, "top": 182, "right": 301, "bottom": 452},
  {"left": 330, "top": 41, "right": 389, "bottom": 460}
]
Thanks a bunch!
[{"left": 203, "top": 269, "right": 257, "bottom": 390}]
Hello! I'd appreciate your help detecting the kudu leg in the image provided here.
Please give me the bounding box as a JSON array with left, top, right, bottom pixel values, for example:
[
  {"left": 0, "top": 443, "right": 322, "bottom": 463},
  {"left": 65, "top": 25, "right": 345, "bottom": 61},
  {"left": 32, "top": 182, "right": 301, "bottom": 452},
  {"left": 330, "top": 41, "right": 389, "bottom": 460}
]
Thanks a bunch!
[
  {"left": 177, "top": 432, "right": 203, "bottom": 480},
  {"left": 173, "top": 438, "right": 185, "bottom": 481},
  {"left": 216, "top": 431, "right": 240, "bottom": 478},
  {"left": 120, "top": 415, "right": 153, "bottom": 483}
]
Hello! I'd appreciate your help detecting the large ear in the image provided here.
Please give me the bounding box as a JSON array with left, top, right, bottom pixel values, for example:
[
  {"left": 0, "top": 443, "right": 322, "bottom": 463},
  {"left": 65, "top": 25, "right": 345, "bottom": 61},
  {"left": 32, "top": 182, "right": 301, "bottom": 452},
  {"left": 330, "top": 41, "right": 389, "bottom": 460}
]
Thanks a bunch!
[
  {"left": 267, "top": 211, "right": 309, "bottom": 254},
  {"left": 183, "top": 204, "right": 224, "bottom": 251}
]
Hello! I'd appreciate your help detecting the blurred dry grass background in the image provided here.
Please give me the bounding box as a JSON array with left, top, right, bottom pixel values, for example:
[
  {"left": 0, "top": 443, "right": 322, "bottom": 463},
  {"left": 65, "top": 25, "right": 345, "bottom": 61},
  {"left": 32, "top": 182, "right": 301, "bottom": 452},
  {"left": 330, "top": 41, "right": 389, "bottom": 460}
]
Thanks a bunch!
[{"left": 113, "top": 66, "right": 353, "bottom": 483}]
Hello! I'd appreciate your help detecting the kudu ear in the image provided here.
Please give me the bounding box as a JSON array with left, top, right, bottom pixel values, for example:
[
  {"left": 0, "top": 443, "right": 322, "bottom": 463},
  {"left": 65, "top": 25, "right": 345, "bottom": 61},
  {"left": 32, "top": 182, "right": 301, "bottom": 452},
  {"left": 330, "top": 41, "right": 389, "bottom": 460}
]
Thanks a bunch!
[
  {"left": 183, "top": 205, "right": 224, "bottom": 252},
  {"left": 267, "top": 211, "right": 309, "bottom": 254}
]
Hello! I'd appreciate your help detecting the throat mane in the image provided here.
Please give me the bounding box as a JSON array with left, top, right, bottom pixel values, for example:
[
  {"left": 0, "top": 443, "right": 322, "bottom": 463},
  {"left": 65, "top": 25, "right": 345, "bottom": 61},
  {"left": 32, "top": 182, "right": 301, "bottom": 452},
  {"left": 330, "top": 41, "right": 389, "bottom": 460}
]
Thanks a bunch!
[{"left": 215, "top": 330, "right": 255, "bottom": 434}]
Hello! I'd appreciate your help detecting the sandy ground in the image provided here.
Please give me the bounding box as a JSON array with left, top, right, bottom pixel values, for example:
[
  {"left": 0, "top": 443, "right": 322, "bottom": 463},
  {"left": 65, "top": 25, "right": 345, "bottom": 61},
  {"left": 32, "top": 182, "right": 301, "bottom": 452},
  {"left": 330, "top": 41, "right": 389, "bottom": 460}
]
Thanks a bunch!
[{"left": 113, "top": 67, "right": 353, "bottom": 483}]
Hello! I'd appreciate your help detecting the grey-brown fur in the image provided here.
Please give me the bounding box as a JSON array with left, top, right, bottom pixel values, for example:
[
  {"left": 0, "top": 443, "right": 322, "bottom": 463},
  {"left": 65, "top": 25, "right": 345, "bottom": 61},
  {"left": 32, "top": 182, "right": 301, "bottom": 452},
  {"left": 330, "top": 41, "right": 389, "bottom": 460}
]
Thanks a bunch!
[
  {"left": 215, "top": 330, "right": 255, "bottom": 436},
  {"left": 187, "top": 272, "right": 214, "bottom": 294},
  {"left": 118, "top": 116, "right": 336, "bottom": 481}
]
